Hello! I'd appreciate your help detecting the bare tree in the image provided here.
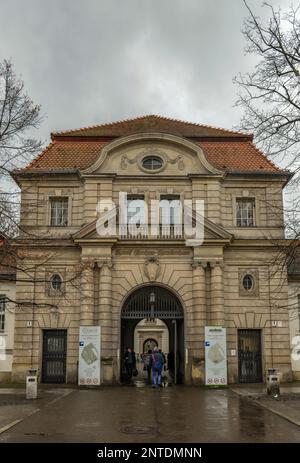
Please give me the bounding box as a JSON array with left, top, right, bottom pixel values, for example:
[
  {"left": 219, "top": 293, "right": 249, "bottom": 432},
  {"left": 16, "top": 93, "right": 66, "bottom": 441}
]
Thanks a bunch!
[
  {"left": 234, "top": 2, "right": 300, "bottom": 313},
  {"left": 0, "top": 59, "right": 42, "bottom": 237},
  {"left": 234, "top": 1, "right": 300, "bottom": 175},
  {"left": 0, "top": 60, "right": 83, "bottom": 312}
]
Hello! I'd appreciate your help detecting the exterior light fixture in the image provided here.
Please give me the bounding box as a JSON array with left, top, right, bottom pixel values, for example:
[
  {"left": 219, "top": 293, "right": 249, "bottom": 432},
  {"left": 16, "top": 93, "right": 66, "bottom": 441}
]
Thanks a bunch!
[{"left": 149, "top": 291, "right": 155, "bottom": 321}]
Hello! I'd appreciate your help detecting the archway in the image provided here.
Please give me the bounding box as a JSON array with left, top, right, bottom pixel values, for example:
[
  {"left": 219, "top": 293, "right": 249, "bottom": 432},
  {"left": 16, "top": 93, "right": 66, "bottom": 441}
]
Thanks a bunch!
[
  {"left": 120, "top": 285, "right": 184, "bottom": 384},
  {"left": 143, "top": 338, "right": 158, "bottom": 353}
]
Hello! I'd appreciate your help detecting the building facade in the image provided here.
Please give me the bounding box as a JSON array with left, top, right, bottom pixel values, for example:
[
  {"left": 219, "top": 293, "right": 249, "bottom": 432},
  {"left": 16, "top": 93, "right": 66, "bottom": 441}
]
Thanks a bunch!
[
  {"left": 288, "top": 250, "right": 300, "bottom": 380},
  {"left": 0, "top": 238, "right": 16, "bottom": 381},
  {"left": 11, "top": 115, "right": 292, "bottom": 385}
]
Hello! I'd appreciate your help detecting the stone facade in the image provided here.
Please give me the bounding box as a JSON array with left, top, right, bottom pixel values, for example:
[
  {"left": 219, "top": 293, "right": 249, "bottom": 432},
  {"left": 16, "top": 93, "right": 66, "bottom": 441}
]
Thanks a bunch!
[
  {"left": 10, "top": 116, "right": 293, "bottom": 384},
  {"left": 288, "top": 251, "right": 300, "bottom": 380},
  {"left": 0, "top": 250, "right": 16, "bottom": 382}
]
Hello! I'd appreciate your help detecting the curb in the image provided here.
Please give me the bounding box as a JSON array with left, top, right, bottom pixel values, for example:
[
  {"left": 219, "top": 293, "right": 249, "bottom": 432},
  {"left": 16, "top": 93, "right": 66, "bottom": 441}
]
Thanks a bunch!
[{"left": 230, "top": 388, "right": 300, "bottom": 428}]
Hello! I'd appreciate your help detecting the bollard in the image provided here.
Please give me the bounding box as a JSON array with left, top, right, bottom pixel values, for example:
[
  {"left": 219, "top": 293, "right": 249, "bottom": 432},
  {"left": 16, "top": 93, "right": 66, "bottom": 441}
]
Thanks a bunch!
[
  {"left": 266, "top": 368, "right": 280, "bottom": 396},
  {"left": 26, "top": 368, "right": 38, "bottom": 399}
]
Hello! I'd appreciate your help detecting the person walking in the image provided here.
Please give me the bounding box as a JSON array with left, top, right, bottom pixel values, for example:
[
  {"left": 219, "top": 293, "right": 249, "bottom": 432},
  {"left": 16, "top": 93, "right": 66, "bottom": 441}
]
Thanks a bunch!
[
  {"left": 150, "top": 347, "right": 164, "bottom": 388},
  {"left": 124, "top": 347, "right": 136, "bottom": 382},
  {"left": 145, "top": 349, "right": 152, "bottom": 384}
]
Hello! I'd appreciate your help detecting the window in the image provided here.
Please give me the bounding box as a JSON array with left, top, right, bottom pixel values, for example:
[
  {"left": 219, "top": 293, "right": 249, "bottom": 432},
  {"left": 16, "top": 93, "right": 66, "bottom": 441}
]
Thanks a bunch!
[
  {"left": 50, "top": 198, "right": 69, "bottom": 227},
  {"left": 243, "top": 274, "right": 254, "bottom": 291},
  {"left": 0, "top": 295, "right": 5, "bottom": 332},
  {"left": 50, "top": 274, "right": 62, "bottom": 291},
  {"left": 142, "top": 156, "right": 163, "bottom": 171},
  {"left": 236, "top": 198, "right": 255, "bottom": 227},
  {"left": 126, "top": 195, "right": 145, "bottom": 226},
  {"left": 160, "top": 195, "right": 181, "bottom": 225}
]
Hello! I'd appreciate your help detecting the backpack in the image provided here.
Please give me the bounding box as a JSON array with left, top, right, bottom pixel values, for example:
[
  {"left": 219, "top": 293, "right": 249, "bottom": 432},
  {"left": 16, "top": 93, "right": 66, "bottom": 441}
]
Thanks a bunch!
[{"left": 152, "top": 352, "right": 163, "bottom": 369}]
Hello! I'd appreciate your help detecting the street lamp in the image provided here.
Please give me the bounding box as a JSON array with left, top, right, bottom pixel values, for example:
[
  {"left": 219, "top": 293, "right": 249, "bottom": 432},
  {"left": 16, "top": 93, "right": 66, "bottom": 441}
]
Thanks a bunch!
[{"left": 149, "top": 291, "right": 155, "bottom": 322}]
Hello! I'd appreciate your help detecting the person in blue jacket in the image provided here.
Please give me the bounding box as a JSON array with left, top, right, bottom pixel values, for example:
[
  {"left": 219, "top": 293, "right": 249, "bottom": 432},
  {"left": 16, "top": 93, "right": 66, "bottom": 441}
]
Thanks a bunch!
[{"left": 150, "top": 347, "right": 164, "bottom": 388}]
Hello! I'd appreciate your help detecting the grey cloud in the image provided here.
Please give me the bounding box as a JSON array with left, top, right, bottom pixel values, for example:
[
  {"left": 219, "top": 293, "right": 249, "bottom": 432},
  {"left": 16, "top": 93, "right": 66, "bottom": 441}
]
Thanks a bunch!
[{"left": 0, "top": 0, "right": 292, "bottom": 144}]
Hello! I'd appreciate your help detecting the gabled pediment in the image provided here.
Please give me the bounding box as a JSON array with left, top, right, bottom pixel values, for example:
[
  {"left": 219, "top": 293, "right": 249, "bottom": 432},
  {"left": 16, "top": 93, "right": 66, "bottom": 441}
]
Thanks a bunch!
[{"left": 73, "top": 216, "right": 232, "bottom": 243}]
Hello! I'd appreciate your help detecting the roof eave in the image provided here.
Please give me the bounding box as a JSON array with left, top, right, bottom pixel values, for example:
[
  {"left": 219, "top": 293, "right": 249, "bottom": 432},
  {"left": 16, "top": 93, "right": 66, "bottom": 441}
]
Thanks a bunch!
[
  {"left": 11, "top": 168, "right": 80, "bottom": 180},
  {"left": 226, "top": 170, "right": 292, "bottom": 184}
]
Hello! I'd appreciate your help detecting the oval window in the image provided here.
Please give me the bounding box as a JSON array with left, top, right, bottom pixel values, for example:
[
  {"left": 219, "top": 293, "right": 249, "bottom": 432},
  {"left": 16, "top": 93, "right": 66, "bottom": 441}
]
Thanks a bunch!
[
  {"left": 51, "top": 274, "right": 62, "bottom": 291},
  {"left": 243, "top": 274, "right": 254, "bottom": 291},
  {"left": 142, "top": 156, "right": 163, "bottom": 170}
]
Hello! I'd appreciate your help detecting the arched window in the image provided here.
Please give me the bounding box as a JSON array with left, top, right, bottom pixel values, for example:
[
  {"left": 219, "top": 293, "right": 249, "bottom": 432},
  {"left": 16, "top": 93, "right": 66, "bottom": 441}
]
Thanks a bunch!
[{"left": 50, "top": 274, "right": 62, "bottom": 291}]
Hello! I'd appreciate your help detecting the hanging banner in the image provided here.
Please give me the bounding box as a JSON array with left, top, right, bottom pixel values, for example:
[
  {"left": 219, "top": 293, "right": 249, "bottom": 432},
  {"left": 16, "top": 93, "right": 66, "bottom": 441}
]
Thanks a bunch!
[
  {"left": 205, "top": 326, "right": 227, "bottom": 386},
  {"left": 78, "top": 326, "right": 101, "bottom": 386}
]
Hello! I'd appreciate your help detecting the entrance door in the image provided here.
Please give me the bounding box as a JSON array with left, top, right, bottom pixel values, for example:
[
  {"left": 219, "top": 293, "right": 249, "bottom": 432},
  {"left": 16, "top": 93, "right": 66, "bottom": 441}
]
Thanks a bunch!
[
  {"left": 42, "top": 330, "right": 67, "bottom": 383},
  {"left": 238, "top": 329, "right": 262, "bottom": 383}
]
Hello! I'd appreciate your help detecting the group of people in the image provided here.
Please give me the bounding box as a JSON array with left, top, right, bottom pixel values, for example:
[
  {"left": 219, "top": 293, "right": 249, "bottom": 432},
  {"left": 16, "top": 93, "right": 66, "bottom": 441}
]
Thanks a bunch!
[{"left": 124, "top": 347, "right": 175, "bottom": 388}]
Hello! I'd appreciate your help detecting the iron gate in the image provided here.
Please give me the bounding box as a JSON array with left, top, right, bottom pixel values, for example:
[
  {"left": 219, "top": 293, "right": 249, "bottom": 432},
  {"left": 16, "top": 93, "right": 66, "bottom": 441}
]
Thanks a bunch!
[
  {"left": 121, "top": 286, "right": 183, "bottom": 319},
  {"left": 238, "top": 329, "right": 263, "bottom": 383},
  {"left": 42, "top": 330, "right": 67, "bottom": 383}
]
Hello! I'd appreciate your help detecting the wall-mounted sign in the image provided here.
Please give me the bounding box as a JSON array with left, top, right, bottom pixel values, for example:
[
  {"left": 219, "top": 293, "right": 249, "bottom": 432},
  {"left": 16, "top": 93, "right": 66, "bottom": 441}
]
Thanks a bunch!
[
  {"left": 271, "top": 321, "right": 282, "bottom": 327},
  {"left": 78, "top": 326, "right": 101, "bottom": 386},
  {"left": 205, "top": 326, "right": 227, "bottom": 386}
]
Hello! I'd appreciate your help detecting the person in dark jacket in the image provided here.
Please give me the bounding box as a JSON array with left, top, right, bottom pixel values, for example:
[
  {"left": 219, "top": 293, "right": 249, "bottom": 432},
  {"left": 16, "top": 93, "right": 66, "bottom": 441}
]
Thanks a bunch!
[
  {"left": 144, "top": 349, "right": 152, "bottom": 384},
  {"left": 124, "top": 347, "right": 136, "bottom": 381},
  {"left": 167, "top": 351, "right": 175, "bottom": 382},
  {"left": 150, "top": 347, "right": 164, "bottom": 388}
]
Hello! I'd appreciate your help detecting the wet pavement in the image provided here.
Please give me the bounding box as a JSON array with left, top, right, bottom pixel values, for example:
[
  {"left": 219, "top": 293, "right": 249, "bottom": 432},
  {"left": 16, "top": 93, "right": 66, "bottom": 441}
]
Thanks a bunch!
[
  {"left": 230, "top": 383, "right": 300, "bottom": 427},
  {"left": 1, "top": 385, "right": 300, "bottom": 443},
  {"left": 0, "top": 388, "right": 73, "bottom": 433}
]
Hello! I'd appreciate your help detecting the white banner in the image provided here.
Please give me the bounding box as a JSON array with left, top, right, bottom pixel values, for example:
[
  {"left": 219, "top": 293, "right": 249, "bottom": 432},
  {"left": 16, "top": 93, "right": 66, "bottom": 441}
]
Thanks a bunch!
[
  {"left": 205, "top": 326, "right": 227, "bottom": 386},
  {"left": 78, "top": 326, "right": 101, "bottom": 386}
]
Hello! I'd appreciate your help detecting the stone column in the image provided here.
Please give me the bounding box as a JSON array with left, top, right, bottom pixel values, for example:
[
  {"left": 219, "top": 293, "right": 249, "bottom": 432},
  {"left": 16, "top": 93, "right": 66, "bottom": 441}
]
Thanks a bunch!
[
  {"left": 80, "top": 260, "right": 95, "bottom": 326},
  {"left": 192, "top": 261, "right": 207, "bottom": 346},
  {"left": 210, "top": 262, "right": 225, "bottom": 326},
  {"left": 97, "top": 258, "right": 113, "bottom": 358},
  {"left": 191, "top": 260, "right": 207, "bottom": 384}
]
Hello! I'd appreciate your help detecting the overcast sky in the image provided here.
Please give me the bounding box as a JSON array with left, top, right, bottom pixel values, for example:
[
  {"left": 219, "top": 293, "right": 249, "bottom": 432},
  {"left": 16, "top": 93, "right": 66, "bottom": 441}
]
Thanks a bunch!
[{"left": 0, "top": 0, "right": 291, "bottom": 144}]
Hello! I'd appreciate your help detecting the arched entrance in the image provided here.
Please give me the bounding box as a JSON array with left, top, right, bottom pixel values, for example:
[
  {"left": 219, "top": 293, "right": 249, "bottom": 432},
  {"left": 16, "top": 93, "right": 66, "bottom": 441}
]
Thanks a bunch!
[
  {"left": 120, "top": 285, "right": 184, "bottom": 383},
  {"left": 143, "top": 338, "right": 158, "bottom": 352}
]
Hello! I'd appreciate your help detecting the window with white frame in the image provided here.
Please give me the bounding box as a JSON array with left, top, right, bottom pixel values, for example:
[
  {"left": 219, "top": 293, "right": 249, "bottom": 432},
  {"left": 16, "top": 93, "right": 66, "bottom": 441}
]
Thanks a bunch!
[
  {"left": 0, "top": 295, "right": 6, "bottom": 332},
  {"left": 50, "top": 197, "right": 69, "bottom": 227},
  {"left": 236, "top": 198, "right": 255, "bottom": 227}
]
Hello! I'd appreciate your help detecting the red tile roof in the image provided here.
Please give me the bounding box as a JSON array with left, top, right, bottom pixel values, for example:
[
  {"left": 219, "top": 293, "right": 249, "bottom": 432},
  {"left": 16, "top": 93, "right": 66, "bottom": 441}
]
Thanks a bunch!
[
  {"left": 0, "top": 241, "right": 16, "bottom": 277},
  {"left": 200, "top": 141, "right": 281, "bottom": 172},
  {"left": 51, "top": 114, "right": 250, "bottom": 139},
  {"left": 19, "top": 115, "right": 286, "bottom": 174},
  {"left": 26, "top": 141, "right": 107, "bottom": 170}
]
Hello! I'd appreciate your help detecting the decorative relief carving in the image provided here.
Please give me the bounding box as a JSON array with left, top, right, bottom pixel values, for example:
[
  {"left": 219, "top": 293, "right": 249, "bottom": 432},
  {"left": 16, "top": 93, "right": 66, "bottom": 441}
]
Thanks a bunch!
[
  {"left": 168, "top": 154, "right": 184, "bottom": 171},
  {"left": 81, "top": 258, "right": 96, "bottom": 270},
  {"left": 191, "top": 260, "right": 208, "bottom": 269},
  {"left": 144, "top": 255, "right": 161, "bottom": 281},
  {"left": 120, "top": 146, "right": 185, "bottom": 172},
  {"left": 114, "top": 248, "right": 191, "bottom": 256},
  {"left": 97, "top": 258, "right": 113, "bottom": 269}
]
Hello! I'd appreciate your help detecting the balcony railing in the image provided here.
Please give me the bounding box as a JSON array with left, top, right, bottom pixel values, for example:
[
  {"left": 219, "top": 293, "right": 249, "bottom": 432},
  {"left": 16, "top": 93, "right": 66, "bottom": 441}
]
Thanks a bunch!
[
  {"left": 118, "top": 224, "right": 184, "bottom": 240},
  {"left": 98, "top": 204, "right": 196, "bottom": 241}
]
